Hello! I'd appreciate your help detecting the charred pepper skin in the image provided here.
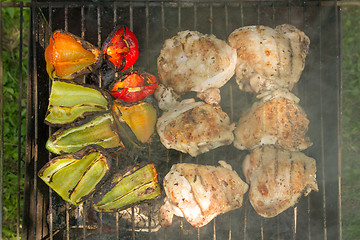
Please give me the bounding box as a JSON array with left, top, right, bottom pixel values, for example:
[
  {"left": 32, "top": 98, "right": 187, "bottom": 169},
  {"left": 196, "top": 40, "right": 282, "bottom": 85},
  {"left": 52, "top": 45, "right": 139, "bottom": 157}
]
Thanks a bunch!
[
  {"left": 93, "top": 163, "right": 161, "bottom": 212},
  {"left": 111, "top": 100, "right": 157, "bottom": 148},
  {"left": 102, "top": 26, "right": 139, "bottom": 72},
  {"left": 38, "top": 145, "right": 112, "bottom": 206},
  {"left": 108, "top": 71, "right": 159, "bottom": 103},
  {"left": 46, "top": 112, "right": 125, "bottom": 155},
  {"left": 44, "top": 80, "right": 111, "bottom": 126},
  {"left": 45, "top": 30, "right": 102, "bottom": 80}
]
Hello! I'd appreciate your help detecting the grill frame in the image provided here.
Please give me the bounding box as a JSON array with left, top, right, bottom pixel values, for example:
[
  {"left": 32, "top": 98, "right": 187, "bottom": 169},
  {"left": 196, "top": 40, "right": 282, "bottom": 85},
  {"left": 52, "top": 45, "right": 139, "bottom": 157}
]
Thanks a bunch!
[{"left": 9, "top": 0, "right": 341, "bottom": 239}]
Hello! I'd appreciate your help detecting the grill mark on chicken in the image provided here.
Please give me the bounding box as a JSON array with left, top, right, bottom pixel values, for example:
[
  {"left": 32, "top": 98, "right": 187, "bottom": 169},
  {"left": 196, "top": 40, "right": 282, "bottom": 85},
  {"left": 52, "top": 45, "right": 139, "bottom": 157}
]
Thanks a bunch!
[
  {"left": 228, "top": 24, "right": 309, "bottom": 93},
  {"left": 212, "top": 171, "right": 232, "bottom": 208},
  {"left": 158, "top": 30, "right": 236, "bottom": 95},
  {"left": 285, "top": 100, "right": 298, "bottom": 149},
  {"left": 274, "top": 148, "right": 279, "bottom": 184},
  {"left": 160, "top": 162, "right": 248, "bottom": 228},
  {"left": 274, "top": 34, "right": 281, "bottom": 79},
  {"left": 289, "top": 153, "right": 294, "bottom": 199},
  {"left": 258, "top": 28, "right": 268, "bottom": 79},
  {"left": 275, "top": 97, "right": 280, "bottom": 146},
  {"left": 287, "top": 37, "right": 294, "bottom": 76},
  {"left": 244, "top": 147, "right": 318, "bottom": 218}
]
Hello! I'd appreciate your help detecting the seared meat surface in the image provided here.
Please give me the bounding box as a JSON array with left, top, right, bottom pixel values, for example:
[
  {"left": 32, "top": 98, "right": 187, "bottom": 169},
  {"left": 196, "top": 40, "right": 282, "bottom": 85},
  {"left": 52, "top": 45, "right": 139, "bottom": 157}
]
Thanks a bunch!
[
  {"left": 157, "top": 30, "right": 236, "bottom": 95},
  {"left": 233, "top": 90, "right": 312, "bottom": 151},
  {"left": 242, "top": 146, "right": 318, "bottom": 218},
  {"left": 228, "top": 24, "right": 310, "bottom": 93},
  {"left": 160, "top": 161, "right": 248, "bottom": 228},
  {"left": 156, "top": 98, "right": 235, "bottom": 157}
]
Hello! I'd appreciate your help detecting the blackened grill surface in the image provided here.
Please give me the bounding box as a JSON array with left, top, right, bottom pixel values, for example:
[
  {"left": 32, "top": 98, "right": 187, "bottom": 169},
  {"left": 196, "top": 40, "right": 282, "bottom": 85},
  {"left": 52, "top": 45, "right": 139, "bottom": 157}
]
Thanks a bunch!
[{"left": 23, "top": 1, "right": 341, "bottom": 240}]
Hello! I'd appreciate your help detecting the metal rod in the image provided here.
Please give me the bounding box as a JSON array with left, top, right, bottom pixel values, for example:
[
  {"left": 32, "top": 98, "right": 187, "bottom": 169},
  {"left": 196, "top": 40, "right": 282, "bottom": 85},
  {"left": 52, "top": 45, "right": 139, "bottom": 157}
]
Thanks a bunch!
[
  {"left": 65, "top": 5, "right": 68, "bottom": 32},
  {"left": 337, "top": 2, "right": 343, "bottom": 239},
  {"left": 66, "top": 203, "right": 70, "bottom": 240},
  {"left": 146, "top": 0, "right": 150, "bottom": 69},
  {"left": 48, "top": 4, "right": 54, "bottom": 239},
  {"left": 319, "top": 5, "right": 328, "bottom": 240},
  {"left": 0, "top": 1, "right": 4, "bottom": 237},
  {"left": 32, "top": 6, "right": 42, "bottom": 238},
  {"left": 177, "top": 0, "right": 181, "bottom": 31},
  {"left": 194, "top": 2, "right": 197, "bottom": 31},
  {"left": 0, "top": 0, "right": 346, "bottom": 8},
  {"left": 16, "top": 5, "right": 24, "bottom": 239},
  {"left": 209, "top": 2, "right": 213, "bottom": 34}
]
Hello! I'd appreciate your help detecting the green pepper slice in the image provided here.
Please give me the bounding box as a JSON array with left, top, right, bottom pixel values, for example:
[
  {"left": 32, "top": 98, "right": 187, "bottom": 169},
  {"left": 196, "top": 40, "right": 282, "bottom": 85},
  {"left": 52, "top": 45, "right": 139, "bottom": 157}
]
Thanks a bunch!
[
  {"left": 93, "top": 163, "right": 161, "bottom": 212},
  {"left": 38, "top": 145, "right": 112, "bottom": 205}
]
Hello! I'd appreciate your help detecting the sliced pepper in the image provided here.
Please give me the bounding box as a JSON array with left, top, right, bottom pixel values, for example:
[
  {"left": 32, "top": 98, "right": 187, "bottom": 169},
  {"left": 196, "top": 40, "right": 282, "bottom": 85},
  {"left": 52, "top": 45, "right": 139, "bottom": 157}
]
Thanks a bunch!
[
  {"left": 93, "top": 163, "right": 161, "bottom": 212},
  {"left": 108, "top": 71, "right": 159, "bottom": 102},
  {"left": 45, "top": 80, "right": 110, "bottom": 126},
  {"left": 38, "top": 145, "right": 112, "bottom": 206},
  {"left": 112, "top": 100, "right": 157, "bottom": 148},
  {"left": 45, "top": 30, "right": 102, "bottom": 80},
  {"left": 46, "top": 112, "right": 124, "bottom": 155},
  {"left": 102, "top": 26, "right": 139, "bottom": 71}
]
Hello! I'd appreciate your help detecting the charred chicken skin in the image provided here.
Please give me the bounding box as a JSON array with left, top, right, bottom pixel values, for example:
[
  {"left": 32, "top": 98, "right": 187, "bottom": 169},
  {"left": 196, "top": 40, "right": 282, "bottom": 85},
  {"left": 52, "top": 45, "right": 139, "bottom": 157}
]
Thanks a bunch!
[
  {"left": 157, "top": 30, "right": 236, "bottom": 96},
  {"left": 160, "top": 161, "right": 249, "bottom": 228},
  {"left": 228, "top": 24, "right": 310, "bottom": 93},
  {"left": 242, "top": 146, "right": 318, "bottom": 218},
  {"left": 156, "top": 98, "right": 235, "bottom": 157},
  {"left": 233, "top": 90, "right": 312, "bottom": 151}
]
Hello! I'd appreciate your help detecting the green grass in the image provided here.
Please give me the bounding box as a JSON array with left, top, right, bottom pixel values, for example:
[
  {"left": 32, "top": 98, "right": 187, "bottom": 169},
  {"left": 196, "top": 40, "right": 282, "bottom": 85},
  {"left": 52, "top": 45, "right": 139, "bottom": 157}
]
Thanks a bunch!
[
  {"left": 1, "top": 2, "right": 29, "bottom": 239},
  {"left": 341, "top": 4, "right": 360, "bottom": 240},
  {"left": 1, "top": 1, "right": 359, "bottom": 240}
]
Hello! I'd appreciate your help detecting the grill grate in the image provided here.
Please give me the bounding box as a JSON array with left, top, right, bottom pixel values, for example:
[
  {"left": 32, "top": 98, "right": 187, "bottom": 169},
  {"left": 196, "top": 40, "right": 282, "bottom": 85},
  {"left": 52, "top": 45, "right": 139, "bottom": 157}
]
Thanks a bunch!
[{"left": 0, "top": 1, "right": 341, "bottom": 239}]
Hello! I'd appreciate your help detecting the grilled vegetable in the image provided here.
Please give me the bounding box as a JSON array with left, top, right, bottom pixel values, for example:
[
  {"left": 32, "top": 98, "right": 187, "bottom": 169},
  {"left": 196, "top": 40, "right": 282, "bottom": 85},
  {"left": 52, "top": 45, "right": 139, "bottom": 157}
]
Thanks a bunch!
[
  {"left": 38, "top": 145, "right": 112, "bottom": 206},
  {"left": 102, "top": 26, "right": 139, "bottom": 71},
  {"left": 46, "top": 112, "right": 124, "bottom": 155},
  {"left": 45, "top": 30, "right": 102, "bottom": 80},
  {"left": 108, "top": 71, "right": 158, "bottom": 102},
  {"left": 44, "top": 80, "right": 110, "bottom": 126},
  {"left": 112, "top": 100, "right": 157, "bottom": 148},
  {"left": 93, "top": 163, "right": 161, "bottom": 212}
]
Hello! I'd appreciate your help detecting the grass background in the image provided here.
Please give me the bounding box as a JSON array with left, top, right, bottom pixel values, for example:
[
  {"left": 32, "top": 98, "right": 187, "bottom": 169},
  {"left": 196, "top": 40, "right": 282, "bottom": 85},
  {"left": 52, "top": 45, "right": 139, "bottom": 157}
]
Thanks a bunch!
[
  {"left": 341, "top": 2, "right": 360, "bottom": 240},
  {"left": 1, "top": 1, "right": 360, "bottom": 239},
  {"left": 1, "top": 2, "right": 28, "bottom": 239}
]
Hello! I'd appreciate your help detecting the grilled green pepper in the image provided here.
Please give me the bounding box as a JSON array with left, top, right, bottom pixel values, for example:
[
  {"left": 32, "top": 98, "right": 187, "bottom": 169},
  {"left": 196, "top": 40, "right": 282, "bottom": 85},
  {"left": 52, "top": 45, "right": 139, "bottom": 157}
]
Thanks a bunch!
[
  {"left": 45, "top": 80, "right": 110, "bottom": 126},
  {"left": 46, "top": 112, "right": 124, "bottom": 155},
  {"left": 93, "top": 163, "right": 161, "bottom": 212},
  {"left": 38, "top": 145, "right": 112, "bottom": 205}
]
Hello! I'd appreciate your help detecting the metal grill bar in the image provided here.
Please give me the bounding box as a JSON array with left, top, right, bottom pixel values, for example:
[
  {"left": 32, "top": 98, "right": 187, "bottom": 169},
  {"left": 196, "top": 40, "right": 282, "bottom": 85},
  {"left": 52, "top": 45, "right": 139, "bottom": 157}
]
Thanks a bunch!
[
  {"left": 0, "top": 2, "right": 4, "bottom": 238},
  {"left": 12, "top": 1, "right": 342, "bottom": 239},
  {"left": 17, "top": 5, "right": 24, "bottom": 239}
]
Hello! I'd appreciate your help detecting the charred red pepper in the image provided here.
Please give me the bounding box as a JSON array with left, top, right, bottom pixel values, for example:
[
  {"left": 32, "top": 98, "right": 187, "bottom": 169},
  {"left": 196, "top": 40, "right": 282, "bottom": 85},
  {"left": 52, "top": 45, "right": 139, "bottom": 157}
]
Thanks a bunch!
[
  {"left": 108, "top": 71, "right": 158, "bottom": 102},
  {"left": 102, "top": 26, "right": 139, "bottom": 71}
]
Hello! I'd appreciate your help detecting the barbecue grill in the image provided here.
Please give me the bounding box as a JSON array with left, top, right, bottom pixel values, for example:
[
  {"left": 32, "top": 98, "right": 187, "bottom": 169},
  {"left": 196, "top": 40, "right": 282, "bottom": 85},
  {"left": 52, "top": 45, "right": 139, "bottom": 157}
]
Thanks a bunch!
[{"left": 1, "top": 0, "right": 342, "bottom": 239}]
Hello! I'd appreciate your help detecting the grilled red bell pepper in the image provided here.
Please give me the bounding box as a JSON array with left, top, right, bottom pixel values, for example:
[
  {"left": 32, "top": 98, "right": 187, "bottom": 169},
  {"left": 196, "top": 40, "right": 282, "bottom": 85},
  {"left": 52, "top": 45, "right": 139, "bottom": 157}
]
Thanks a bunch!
[
  {"left": 102, "top": 26, "right": 139, "bottom": 71},
  {"left": 109, "top": 71, "right": 158, "bottom": 102}
]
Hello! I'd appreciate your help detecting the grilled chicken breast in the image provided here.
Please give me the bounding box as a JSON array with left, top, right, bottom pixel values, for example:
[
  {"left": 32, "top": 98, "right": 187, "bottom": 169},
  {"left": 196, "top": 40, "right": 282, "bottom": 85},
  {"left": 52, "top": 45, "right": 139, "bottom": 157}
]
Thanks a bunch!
[
  {"left": 233, "top": 90, "right": 312, "bottom": 151},
  {"left": 242, "top": 146, "right": 318, "bottom": 218},
  {"left": 157, "top": 30, "right": 236, "bottom": 95},
  {"left": 156, "top": 98, "right": 235, "bottom": 157},
  {"left": 160, "top": 161, "right": 249, "bottom": 228},
  {"left": 228, "top": 24, "right": 310, "bottom": 93}
]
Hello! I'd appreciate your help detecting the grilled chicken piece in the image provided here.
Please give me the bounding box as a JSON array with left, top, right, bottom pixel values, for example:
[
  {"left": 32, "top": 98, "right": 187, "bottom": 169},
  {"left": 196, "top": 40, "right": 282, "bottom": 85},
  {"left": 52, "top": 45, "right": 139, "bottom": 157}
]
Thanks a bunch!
[
  {"left": 242, "top": 146, "right": 318, "bottom": 218},
  {"left": 153, "top": 84, "right": 180, "bottom": 111},
  {"left": 228, "top": 24, "right": 310, "bottom": 93},
  {"left": 233, "top": 90, "right": 312, "bottom": 151},
  {"left": 160, "top": 161, "right": 249, "bottom": 228},
  {"left": 156, "top": 98, "right": 235, "bottom": 157},
  {"left": 157, "top": 30, "right": 236, "bottom": 96}
]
